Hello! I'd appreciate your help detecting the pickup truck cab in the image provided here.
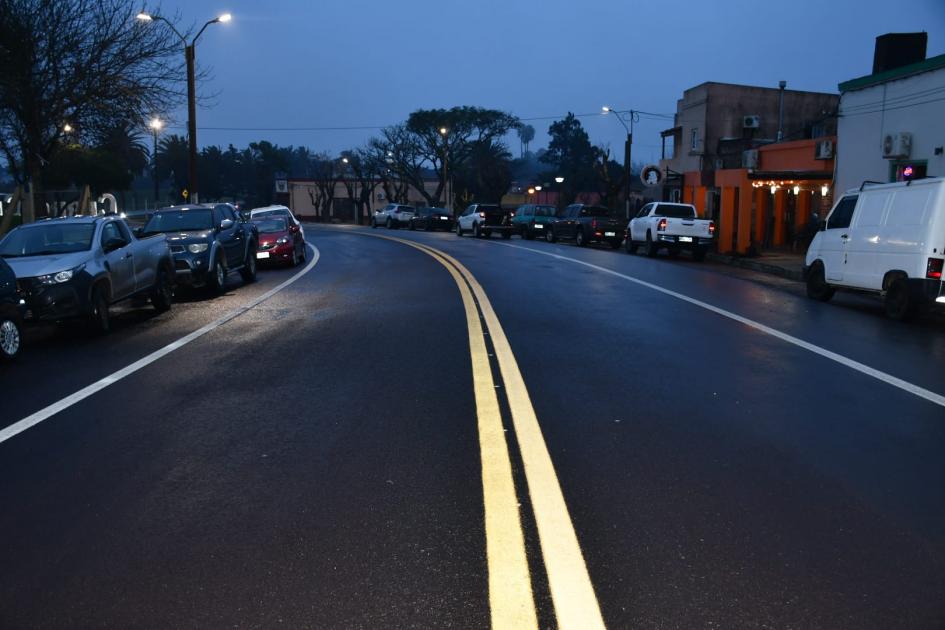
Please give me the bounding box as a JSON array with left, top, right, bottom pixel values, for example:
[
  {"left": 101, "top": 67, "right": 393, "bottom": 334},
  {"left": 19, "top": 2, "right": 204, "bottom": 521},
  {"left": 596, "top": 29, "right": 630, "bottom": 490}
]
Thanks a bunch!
[
  {"left": 511, "top": 204, "right": 557, "bottom": 240},
  {"left": 140, "top": 204, "right": 258, "bottom": 295},
  {"left": 804, "top": 177, "right": 945, "bottom": 320},
  {"left": 627, "top": 202, "right": 714, "bottom": 261},
  {"left": 372, "top": 204, "right": 416, "bottom": 229},
  {"left": 456, "top": 203, "right": 513, "bottom": 239},
  {"left": 0, "top": 215, "right": 175, "bottom": 333},
  {"left": 547, "top": 204, "right": 623, "bottom": 248}
]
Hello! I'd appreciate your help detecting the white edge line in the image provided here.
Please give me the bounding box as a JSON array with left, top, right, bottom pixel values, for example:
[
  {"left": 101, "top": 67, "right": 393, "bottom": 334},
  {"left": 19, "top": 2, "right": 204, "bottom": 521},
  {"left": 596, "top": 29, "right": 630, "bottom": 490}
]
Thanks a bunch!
[
  {"left": 0, "top": 243, "right": 321, "bottom": 445},
  {"left": 492, "top": 241, "right": 945, "bottom": 409}
]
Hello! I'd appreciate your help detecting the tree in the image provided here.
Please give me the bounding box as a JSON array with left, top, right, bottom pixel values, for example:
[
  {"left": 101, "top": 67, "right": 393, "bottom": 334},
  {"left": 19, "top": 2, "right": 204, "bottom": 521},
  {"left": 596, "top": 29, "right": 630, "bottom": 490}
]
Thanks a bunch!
[
  {"left": 365, "top": 138, "right": 410, "bottom": 204},
  {"left": 540, "top": 113, "right": 599, "bottom": 205},
  {"left": 591, "top": 147, "right": 626, "bottom": 210},
  {"left": 453, "top": 141, "right": 513, "bottom": 207},
  {"left": 156, "top": 135, "right": 189, "bottom": 200},
  {"left": 309, "top": 153, "right": 339, "bottom": 221},
  {"left": 339, "top": 149, "right": 380, "bottom": 225},
  {"left": 516, "top": 124, "right": 535, "bottom": 158},
  {"left": 0, "top": 0, "right": 188, "bottom": 222}
]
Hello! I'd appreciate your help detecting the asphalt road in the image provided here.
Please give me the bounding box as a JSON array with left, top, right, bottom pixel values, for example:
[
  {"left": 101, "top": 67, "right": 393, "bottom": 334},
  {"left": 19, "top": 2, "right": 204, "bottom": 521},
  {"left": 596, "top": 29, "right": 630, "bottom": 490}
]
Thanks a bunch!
[{"left": 1, "top": 224, "right": 943, "bottom": 629}]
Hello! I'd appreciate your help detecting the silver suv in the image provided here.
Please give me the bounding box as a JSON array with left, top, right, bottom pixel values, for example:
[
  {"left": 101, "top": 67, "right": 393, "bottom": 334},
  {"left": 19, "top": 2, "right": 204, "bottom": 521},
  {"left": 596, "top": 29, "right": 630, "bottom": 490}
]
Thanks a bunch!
[{"left": 372, "top": 204, "right": 416, "bottom": 229}]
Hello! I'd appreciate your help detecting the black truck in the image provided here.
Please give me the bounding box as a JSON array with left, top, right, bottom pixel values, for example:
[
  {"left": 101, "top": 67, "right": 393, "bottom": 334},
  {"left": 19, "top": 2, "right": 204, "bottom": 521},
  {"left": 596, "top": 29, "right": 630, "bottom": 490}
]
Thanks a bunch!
[
  {"left": 139, "top": 204, "right": 259, "bottom": 294},
  {"left": 546, "top": 204, "right": 624, "bottom": 248}
]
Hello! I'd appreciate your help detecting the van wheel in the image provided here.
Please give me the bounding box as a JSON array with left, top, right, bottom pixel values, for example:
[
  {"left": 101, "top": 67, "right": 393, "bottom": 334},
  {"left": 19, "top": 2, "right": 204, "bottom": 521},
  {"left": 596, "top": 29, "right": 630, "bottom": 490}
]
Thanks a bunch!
[
  {"left": 805, "top": 263, "right": 834, "bottom": 302},
  {"left": 885, "top": 278, "right": 916, "bottom": 321}
]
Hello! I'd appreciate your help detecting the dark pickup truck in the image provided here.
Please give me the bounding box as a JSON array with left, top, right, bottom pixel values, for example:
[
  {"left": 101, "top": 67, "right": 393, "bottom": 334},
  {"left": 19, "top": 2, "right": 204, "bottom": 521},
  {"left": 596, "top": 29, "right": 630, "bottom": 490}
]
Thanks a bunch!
[
  {"left": 139, "top": 204, "right": 258, "bottom": 294},
  {"left": 456, "top": 203, "right": 514, "bottom": 239},
  {"left": 546, "top": 204, "right": 623, "bottom": 248},
  {"left": 0, "top": 215, "right": 174, "bottom": 333}
]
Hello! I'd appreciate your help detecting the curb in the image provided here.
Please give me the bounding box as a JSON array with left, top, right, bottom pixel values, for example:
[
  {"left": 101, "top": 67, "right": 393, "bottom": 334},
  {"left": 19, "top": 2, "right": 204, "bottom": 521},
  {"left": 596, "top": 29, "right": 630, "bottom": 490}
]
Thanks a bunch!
[{"left": 706, "top": 252, "right": 804, "bottom": 282}]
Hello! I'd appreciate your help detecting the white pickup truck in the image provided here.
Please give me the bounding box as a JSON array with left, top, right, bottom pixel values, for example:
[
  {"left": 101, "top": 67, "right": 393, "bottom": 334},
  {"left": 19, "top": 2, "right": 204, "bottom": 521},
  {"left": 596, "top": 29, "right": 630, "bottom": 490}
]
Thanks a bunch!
[{"left": 626, "top": 202, "right": 715, "bottom": 261}]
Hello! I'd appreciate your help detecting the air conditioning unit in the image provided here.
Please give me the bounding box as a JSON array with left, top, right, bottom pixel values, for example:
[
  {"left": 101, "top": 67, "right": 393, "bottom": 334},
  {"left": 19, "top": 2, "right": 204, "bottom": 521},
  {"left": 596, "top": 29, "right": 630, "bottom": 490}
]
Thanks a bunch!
[
  {"left": 376, "top": 191, "right": 386, "bottom": 200},
  {"left": 883, "top": 132, "right": 912, "bottom": 159},
  {"left": 815, "top": 139, "right": 834, "bottom": 159},
  {"left": 742, "top": 149, "right": 759, "bottom": 169},
  {"left": 743, "top": 115, "right": 761, "bottom": 129}
]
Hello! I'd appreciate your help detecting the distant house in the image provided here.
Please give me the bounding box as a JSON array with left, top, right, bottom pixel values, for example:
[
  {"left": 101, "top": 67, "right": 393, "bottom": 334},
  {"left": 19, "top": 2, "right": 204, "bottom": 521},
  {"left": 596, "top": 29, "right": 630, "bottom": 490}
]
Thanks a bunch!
[
  {"left": 279, "top": 177, "right": 442, "bottom": 222},
  {"left": 835, "top": 33, "right": 945, "bottom": 194}
]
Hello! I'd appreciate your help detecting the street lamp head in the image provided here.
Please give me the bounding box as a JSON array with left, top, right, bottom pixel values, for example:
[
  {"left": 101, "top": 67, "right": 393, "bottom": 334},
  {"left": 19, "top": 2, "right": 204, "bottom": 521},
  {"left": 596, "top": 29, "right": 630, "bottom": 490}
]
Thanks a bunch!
[
  {"left": 342, "top": 157, "right": 349, "bottom": 164},
  {"left": 602, "top": 106, "right": 611, "bottom": 113},
  {"left": 439, "top": 127, "right": 448, "bottom": 135},
  {"left": 534, "top": 185, "right": 542, "bottom": 191},
  {"left": 149, "top": 118, "right": 163, "bottom": 131},
  {"left": 63, "top": 123, "right": 73, "bottom": 133},
  {"left": 136, "top": 12, "right": 153, "bottom": 21},
  {"left": 217, "top": 13, "right": 232, "bottom": 23},
  {"left": 555, "top": 176, "right": 564, "bottom": 183},
  {"left": 527, "top": 188, "right": 535, "bottom": 195}
]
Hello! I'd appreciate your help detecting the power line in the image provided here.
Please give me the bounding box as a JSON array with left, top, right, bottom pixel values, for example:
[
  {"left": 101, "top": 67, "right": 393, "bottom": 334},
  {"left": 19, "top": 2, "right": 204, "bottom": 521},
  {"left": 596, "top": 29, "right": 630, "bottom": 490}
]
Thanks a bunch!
[{"left": 839, "top": 94, "right": 945, "bottom": 117}]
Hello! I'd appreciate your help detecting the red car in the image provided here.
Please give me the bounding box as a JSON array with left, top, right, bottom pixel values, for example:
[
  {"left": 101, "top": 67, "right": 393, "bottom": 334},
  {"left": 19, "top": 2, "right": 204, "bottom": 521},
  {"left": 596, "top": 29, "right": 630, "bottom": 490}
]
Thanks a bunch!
[{"left": 252, "top": 216, "right": 306, "bottom": 266}]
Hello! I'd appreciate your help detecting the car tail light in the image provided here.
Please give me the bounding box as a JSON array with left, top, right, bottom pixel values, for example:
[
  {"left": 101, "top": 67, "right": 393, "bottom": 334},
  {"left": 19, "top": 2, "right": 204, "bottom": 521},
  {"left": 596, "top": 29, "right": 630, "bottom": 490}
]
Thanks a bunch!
[
  {"left": 591, "top": 219, "right": 598, "bottom": 229},
  {"left": 657, "top": 218, "right": 668, "bottom": 231},
  {"left": 708, "top": 221, "right": 715, "bottom": 235},
  {"left": 927, "top": 257, "right": 944, "bottom": 279}
]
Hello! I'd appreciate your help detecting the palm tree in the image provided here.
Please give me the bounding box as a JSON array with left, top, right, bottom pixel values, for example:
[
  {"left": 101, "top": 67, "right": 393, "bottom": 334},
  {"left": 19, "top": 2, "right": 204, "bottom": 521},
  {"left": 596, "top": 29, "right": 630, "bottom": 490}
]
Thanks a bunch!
[{"left": 97, "top": 120, "right": 150, "bottom": 176}]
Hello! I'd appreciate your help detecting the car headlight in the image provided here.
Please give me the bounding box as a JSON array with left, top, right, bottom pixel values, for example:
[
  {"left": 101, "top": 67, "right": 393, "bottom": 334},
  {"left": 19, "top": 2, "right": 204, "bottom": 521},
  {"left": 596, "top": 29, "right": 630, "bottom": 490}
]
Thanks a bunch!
[
  {"left": 276, "top": 236, "right": 290, "bottom": 245},
  {"left": 38, "top": 265, "right": 82, "bottom": 285},
  {"left": 187, "top": 243, "right": 209, "bottom": 253}
]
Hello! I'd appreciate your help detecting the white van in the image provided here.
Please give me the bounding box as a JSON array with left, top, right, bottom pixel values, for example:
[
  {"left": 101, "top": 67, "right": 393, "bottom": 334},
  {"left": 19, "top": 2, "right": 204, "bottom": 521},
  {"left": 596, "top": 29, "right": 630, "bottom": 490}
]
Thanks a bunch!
[{"left": 804, "top": 177, "right": 945, "bottom": 320}]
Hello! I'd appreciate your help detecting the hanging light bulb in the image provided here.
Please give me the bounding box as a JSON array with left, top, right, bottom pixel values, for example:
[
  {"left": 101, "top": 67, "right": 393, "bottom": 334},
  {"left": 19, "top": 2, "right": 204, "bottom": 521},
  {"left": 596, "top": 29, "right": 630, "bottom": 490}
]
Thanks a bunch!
[
  {"left": 793, "top": 185, "right": 799, "bottom": 195},
  {"left": 770, "top": 185, "right": 777, "bottom": 194},
  {"left": 821, "top": 184, "right": 829, "bottom": 196}
]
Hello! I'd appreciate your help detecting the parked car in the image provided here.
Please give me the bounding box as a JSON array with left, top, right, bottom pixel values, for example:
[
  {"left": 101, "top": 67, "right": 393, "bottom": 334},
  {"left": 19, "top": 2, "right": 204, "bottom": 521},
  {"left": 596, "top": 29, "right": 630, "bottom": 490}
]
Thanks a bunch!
[
  {"left": 804, "top": 177, "right": 945, "bottom": 320},
  {"left": 250, "top": 205, "right": 305, "bottom": 241},
  {"left": 546, "top": 204, "right": 623, "bottom": 248},
  {"left": 511, "top": 204, "right": 557, "bottom": 240},
  {"left": 372, "top": 204, "right": 416, "bottom": 229},
  {"left": 0, "top": 215, "right": 175, "bottom": 333},
  {"left": 139, "top": 204, "right": 258, "bottom": 295},
  {"left": 626, "top": 202, "right": 715, "bottom": 260},
  {"left": 409, "top": 207, "right": 454, "bottom": 231},
  {"left": 251, "top": 215, "right": 306, "bottom": 266},
  {"left": 0, "top": 257, "right": 24, "bottom": 359},
  {"left": 455, "top": 203, "right": 513, "bottom": 239}
]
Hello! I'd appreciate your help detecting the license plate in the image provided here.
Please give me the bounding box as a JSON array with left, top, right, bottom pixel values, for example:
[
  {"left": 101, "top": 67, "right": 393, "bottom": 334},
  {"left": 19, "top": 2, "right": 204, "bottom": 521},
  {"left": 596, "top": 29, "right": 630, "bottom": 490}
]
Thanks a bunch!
[
  {"left": 534, "top": 224, "right": 544, "bottom": 229},
  {"left": 256, "top": 252, "right": 270, "bottom": 259},
  {"left": 439, "top": 216, "right": 448, "bottom": 220},
  {"left": 604, "top": 231, "right": 616, "bottom": 237},
  {"left": 680, "top": 236, "right": 693, "bottom": 243}
]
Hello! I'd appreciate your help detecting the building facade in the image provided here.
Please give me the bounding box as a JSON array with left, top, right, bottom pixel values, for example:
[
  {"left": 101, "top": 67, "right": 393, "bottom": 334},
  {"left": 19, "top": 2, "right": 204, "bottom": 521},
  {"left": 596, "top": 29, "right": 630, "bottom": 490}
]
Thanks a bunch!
[
  {"left": 835, "top": 35, "right": 945, "bottom": 194},
  {"left": 282, "top": 178, "right": 442, "bottom": 222}
]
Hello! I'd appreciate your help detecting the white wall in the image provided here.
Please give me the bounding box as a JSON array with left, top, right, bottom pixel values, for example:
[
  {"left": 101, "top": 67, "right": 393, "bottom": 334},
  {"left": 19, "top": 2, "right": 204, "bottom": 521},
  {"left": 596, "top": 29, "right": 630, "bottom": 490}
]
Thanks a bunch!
[{"left": 836, "top": 66, "right": 945, "bottom": 194}]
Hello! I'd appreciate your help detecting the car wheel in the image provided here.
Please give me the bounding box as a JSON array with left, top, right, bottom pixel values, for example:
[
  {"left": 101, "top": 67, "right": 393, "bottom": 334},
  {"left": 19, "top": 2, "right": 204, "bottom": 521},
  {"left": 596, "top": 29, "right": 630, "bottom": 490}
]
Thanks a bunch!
[
  {"left": 291, "top": 247, "right": 300, "bottom": 267},
  {"left": 575, "top": 229, "right": 587, "bottom": 247},
  {"left": 300, "top": 244, "right": 307, "bottom": 262},
  {"left": 241, "top": 244, "right": 258, "bottom": 283},
  {"left": 546, "top": 228, "right": 556, "bottom": 243},
  {"left": 473, "top": 223, "right": 482, "bottom": 238},
  {"left": 88, "top": 284, "right": 110, "bottom": 334},
  {"left": 371, "top": 218, "right": 378, "bottom": 229},
  {"left": 151, "top": 267, "right": 173, "bottom": 313},
  {"left": 885, "top": 278, "right": 916, "bottom": 321},
  {"left": 208, "top": 255, "right": 227, "bottom": 295},
  {"left": 456, "top": 223, "right": 463, "bottom": 237},
  {"left": 805, "top": 263, "right": 834, "bottom": 302},
  {"left": 645, "top": 232, "right": 659, "bottom": 258},
  {"left": 625, "top": 238, "right": 637, "bottom": 254},
  {"left": 0, "top": 314, "right": 22, "bottom": 360},
  {"left": 692, "top": 248, "right": 707, "bottom": 262},
  {"left": 386, "top": 218, "right": 392, "bottom": 229}
]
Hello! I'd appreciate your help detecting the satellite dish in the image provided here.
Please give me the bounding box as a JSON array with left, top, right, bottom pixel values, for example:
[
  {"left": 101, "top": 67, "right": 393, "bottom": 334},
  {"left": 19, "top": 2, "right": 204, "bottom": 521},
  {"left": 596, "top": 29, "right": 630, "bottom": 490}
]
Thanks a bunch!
[{"left": 640, "top": 165, "right": 663, "bottom": 186}]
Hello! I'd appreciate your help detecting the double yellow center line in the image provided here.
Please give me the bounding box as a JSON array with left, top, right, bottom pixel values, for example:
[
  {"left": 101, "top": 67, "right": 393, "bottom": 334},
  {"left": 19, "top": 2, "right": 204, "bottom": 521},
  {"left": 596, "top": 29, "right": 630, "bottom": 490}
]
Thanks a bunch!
[{"left": 363, "top": 233, "right": 605, "bottom": 629}]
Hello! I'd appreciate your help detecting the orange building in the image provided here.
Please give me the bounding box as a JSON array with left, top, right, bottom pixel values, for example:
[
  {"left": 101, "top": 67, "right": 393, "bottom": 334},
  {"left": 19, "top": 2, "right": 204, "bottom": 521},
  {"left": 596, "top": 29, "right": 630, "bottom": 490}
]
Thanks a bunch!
[{"left": 710, "top": 138, "right": 835, "bottom": 255}]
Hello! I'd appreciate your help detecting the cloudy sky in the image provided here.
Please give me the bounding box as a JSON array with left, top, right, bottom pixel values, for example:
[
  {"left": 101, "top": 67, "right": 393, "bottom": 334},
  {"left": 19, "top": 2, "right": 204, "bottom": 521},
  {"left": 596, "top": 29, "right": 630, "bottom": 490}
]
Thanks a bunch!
[{"left": 161, "top": 0, "right": 944, "bottom": 165}]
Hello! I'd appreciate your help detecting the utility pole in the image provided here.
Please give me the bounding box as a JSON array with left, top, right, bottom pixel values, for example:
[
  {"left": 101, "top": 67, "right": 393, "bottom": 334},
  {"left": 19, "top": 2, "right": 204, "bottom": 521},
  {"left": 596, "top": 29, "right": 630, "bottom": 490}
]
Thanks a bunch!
[
  {"left": 777, "top": 80, "right": 787, "bottom": 142},
  {"left": 603, "top": 106, "right": 638, "bottom": 219}
]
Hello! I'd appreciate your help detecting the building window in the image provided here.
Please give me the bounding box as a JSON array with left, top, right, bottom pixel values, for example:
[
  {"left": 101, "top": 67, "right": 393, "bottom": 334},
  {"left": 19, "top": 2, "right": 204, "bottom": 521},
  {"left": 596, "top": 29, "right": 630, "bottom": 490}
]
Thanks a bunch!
[
  {"left": 893, "top": 161, "right": 928, "bottom": 182},
  {"left": 690, "top": 128, "right": 700, "bottom": 151}
]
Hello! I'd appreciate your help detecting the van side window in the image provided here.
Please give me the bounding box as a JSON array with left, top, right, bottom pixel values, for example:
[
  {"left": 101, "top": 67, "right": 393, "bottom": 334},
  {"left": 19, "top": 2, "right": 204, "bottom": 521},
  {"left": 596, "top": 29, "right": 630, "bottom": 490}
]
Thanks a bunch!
[{"left": 827, "top": 195, "right": 858, "bottom": 230}]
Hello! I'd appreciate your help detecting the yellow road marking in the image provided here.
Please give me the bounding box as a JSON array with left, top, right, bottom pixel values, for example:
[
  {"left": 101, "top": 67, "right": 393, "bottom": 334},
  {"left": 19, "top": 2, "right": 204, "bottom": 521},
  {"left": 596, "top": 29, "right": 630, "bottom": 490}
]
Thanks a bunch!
[
  {"left": 365, "top": 234, "right": 538, "bottom": 629},
  {"left": 359, "top": 231, "right": 605, "bottom": 629}
]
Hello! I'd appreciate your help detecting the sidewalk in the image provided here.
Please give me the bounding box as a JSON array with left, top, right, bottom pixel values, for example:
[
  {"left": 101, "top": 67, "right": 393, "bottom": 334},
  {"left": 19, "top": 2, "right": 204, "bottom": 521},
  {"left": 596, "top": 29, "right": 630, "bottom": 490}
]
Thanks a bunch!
[{"left": 706, "top": 250, "right": 806, "bottom": 282}]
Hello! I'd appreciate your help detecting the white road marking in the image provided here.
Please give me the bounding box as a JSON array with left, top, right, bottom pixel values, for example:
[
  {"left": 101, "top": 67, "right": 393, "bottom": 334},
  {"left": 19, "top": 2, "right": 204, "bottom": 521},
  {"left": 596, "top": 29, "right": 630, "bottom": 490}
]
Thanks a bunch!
[
  {"left": 495, "top": 241, "right": 945, "bottom": 409},
  {"left": 0, "top": 244, "right": 321, "bottom": 445}
]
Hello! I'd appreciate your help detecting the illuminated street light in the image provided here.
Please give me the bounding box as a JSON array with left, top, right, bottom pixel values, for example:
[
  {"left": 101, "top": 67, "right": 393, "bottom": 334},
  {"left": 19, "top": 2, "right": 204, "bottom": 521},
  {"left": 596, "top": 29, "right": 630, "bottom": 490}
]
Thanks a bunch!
[
  {"left": 534, "top": 185, "right": 542, "bottom": 191},
  {"left": 555, "top": 176, "right": 564, "bottom": 184},
  {"left": 63, "top": 124, "right": 73, "bottom": 133}
]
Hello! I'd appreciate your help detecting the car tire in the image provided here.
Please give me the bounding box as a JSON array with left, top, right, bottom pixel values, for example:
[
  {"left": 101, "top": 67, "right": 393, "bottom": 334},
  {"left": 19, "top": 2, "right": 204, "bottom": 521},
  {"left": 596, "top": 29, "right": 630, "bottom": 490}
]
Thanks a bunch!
[
  {"left": 473, "top": 223, "right": 482, "bottom": 238},
  {"left": 371, "top": 219, "right": 378, "bottom": 229},
  {"left": 885, "top": 278, "right": 917, "bottom": 321},
  {"left": 240, "top": 244, "right": 258, "bottom": 283},
  {"left": 150, "top": 267, "right": 173, "bottom": 313},
  {"left": 386, "top": 218, "right": 393, "bottom": 229},
  {"left": 692, "top": 248, "right": 707, "bottom": 262},
  {"left": 300, "top": 244, "right": 307, "bottom": 262},
  {"left": 0, "top": 312, "right": 22, "bottom": 360},
  {"left": 645, "top": 232, "right": 659, "bottom": 258},
  {"left": 805, "top": 263, "right": 834, "bottom": 302},
  {"left": 575, "top": 229, "right": 586, "bottom": 247},
  {"left": 456, "top": 223, "right": 463, "bottom": 237},
  {"left": 291, "top": 247, "right": 300, "bottom": 267},
  {"left": 208, "top": 255, "right": 227, "bottom": 295},
  {"left": 546, "top": 228, "right": 556, "bottom": 243},
  {"left": 88, "top": 284, "right": 110, "bottom": 334},
  {"left": 625, "top": 238, "right": 637, "bottom": 254}
]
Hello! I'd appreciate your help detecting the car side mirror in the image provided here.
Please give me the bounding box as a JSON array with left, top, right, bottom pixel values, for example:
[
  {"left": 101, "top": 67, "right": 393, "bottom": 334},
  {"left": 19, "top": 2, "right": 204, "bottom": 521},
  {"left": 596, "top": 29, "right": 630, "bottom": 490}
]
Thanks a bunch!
[
  {"left": 220, "top": 218, "right": 234, "bottom": 230},
  {"left": 103, "top": 237, "right": 126, "bottom": 253},
  {"left": 818, "top": 220, "right": 827, "bottom": 232}
]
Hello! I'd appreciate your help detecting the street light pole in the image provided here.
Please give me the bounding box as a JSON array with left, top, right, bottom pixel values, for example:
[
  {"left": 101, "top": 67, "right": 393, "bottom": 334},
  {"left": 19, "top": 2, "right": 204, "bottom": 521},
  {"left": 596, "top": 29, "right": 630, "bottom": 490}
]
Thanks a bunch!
[
  {"left": 439, "top": 127, "right": 449, "bottom": 212},
  {"left": 603, "top": 106, "right": 638, "bottom": 220},
  {"left": 137, "top": 12, "right": 231, "bottom": 205},
  {"left": 149, "top": 118, "right": 163, "bottom": 205}
]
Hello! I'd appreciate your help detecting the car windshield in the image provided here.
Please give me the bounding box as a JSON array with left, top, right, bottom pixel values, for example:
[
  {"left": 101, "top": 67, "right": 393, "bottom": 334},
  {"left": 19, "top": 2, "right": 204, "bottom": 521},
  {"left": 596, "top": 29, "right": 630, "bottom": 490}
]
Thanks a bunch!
[
  {"left": 0, "top": 223, "right": 96, "bottom": 257},
  {"left": 254, "top": 209, "right": 291, "bottom": 220},
  {"left": 253, "top": 217, "right": 289, "bottom": 233},
  {"left": 142, "top": 209, "right": 213, "bottom": 234},
  {"left": 535, "top": 206, "right": 556, "bottom": 217},
  {"left": 657, "top": 204, "right": 696, "bottom": 218}
]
